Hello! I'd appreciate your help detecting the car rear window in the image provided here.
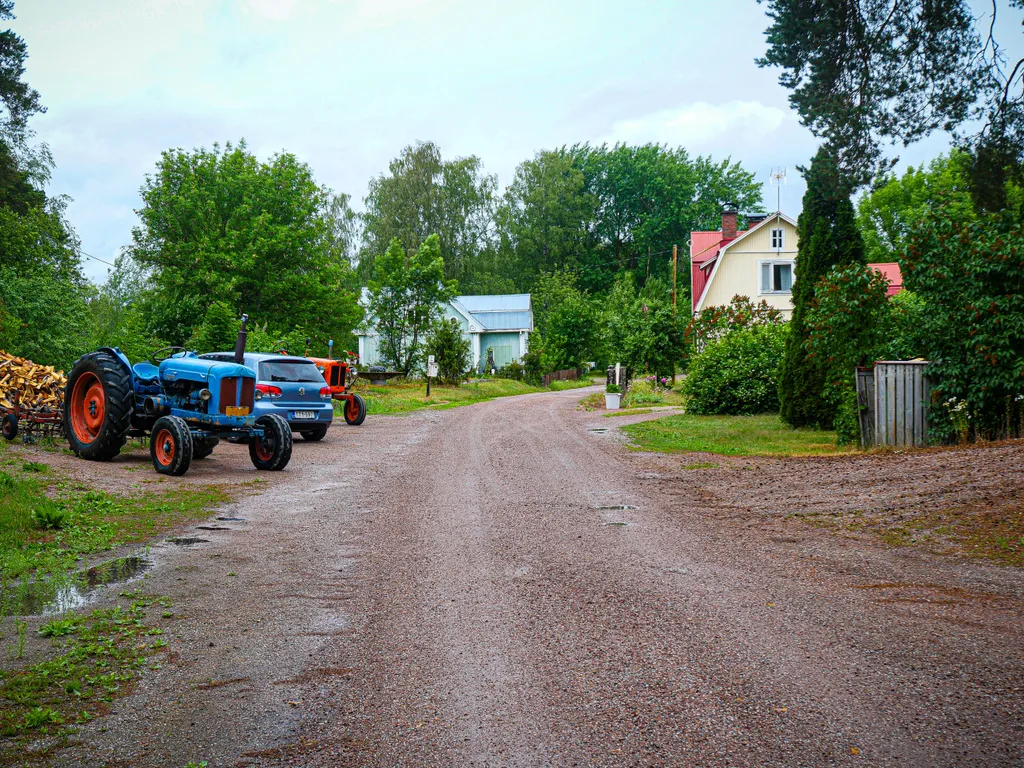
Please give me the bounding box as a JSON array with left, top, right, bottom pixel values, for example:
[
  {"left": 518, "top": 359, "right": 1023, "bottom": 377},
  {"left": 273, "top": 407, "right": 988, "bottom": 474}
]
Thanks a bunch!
[{"left": 259, "top": 361, "right": 324, "bottom": 383}]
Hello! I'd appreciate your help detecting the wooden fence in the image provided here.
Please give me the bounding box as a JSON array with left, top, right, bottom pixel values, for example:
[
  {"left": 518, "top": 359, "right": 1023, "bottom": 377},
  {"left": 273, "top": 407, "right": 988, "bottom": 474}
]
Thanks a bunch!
[
  {"left": 856, "top": 361, "right": 930, "bottom": 448},
  {"left": 543, "top": 368, "right": 579, "bottom": 387}
]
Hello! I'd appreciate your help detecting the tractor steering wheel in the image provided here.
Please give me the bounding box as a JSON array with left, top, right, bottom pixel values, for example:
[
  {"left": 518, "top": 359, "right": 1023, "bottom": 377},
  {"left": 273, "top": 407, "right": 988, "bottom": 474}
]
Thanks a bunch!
[{"left": 150, "top": 346, "right": 188, "bottom": 364}]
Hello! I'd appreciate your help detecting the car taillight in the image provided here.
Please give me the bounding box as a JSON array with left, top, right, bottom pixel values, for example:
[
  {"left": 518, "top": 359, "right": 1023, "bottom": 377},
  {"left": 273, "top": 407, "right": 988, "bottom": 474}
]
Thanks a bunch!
[
  {"left": 319, "top": 386, "right": 331, "bottom": 400},
  {"left": 255, "top": 384, "right": 282, "bottom": 400}
]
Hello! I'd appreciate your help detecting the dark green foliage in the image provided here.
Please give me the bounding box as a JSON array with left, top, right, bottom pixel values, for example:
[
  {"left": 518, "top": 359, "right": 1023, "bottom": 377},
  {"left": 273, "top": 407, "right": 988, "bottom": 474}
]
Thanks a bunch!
[
  {"left": 804, "top": 263, "right": 893, "bottom": 443},
  {"left": 605, "top": 274, "right": 684, "bottom": 379},
  {"left": 129, "top": 140, "right": 363, "bottom": 352},
  {"left": 531, "top": 271, "right": 601, "bottom": 372},
  {"left": 0, "top": 1, "right": 45, "bottom": 146},
  {"left": 425, "top": 318, "right": 471, "bottom": 385},
  {"left": 186, "top": 300, "right": 241, "bottom": 354},
  {"left": 684, "top": 325, "right": 789, "bottom": 415},
  {"left": 757, "top": 0, "right": 988, "bottom": 184},
  {"left": 903, "top": 207, "right": 1024, "bottom": 441},
  {"left": 368, "top": 235, "right": 455, "bottom": 375},
  {"left": 778, "top": 149, "right": 866, "bottom": 428},
  {"left": 856, "top": 150, "right": 977, "bottom": 264}
]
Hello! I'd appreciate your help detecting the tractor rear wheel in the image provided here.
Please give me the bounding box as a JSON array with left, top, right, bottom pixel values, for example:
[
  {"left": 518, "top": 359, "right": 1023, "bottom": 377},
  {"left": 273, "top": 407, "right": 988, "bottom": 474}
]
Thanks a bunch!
[
  {"left": 343, "top": 394, "right": 366, "bottom": 426},
  {"left": 249, "top": 414, "right": 292, "bottom": 471},
  {"left": 299, "top": 425, "right": 328, "bottom": 441},
  {"left": 1, "top": 413, "right": 17, "bottom": 441},
  {"left": 193, "top": 437, "right": 220, "bottom": 459},
  {"left": 64, "top": 350, "right": 133, "bottom": 461},
  {"left": 150, "top": 416, "right": 193, "bottom": 476}
]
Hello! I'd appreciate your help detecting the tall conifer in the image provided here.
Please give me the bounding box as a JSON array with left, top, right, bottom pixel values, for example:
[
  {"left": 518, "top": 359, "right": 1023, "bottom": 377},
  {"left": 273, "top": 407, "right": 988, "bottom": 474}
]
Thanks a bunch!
[{"left": 779, "top": 148, "right": 866, "bottom": 428}]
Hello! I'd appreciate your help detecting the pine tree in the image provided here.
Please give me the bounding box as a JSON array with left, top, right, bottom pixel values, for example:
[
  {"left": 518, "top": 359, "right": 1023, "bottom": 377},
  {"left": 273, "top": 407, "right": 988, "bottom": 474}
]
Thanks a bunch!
[{"left": 779, "top": 148, "right": 866, "bottom": 428}]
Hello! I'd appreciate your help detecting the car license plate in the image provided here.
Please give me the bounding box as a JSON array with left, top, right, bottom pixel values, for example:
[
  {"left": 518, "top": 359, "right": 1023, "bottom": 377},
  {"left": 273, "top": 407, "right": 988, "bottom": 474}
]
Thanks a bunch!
[
  {"left": 225, "top": 406, "right": 249, "bottom": 417},
  {"left": 294, "top": 410, "right": 316, "bottom": 420}
]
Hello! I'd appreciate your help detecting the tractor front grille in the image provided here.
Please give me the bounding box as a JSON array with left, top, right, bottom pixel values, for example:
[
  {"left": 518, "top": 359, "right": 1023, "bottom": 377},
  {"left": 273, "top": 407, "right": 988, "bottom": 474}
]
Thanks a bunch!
[
  {"left": 219, "top": 378, "right": 239, "bottom": 413},
  {"left": 329, "top": 366, "right": 341, "bottom": 387}
]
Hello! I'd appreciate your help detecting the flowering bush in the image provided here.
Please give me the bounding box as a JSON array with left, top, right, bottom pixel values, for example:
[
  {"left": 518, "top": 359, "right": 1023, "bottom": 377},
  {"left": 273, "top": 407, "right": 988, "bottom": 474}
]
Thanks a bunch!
[{"left": 685, "top": 295, "right": 785, "bottom": 358}]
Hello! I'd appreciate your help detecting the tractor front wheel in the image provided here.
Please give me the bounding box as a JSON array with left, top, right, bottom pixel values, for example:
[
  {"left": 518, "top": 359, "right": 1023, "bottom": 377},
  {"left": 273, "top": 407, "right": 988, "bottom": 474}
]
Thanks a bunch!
[
  {"left": 343, "top": 394, "right": 366, "bottom": 426},
  {"left": 64, "top": 351, "right": 133, "bottom": 461},
  {"left": 300, "top": 425, "right": 328, "bottom": 442},
  {"left": 249, "top": 414, "right": 292, "bottom": 471},
  {"left": 1, "top": 413, "right": 17, "bottom": 441},
  {"left": 150, "top": 416, "right": 193, "bottom": 476}
]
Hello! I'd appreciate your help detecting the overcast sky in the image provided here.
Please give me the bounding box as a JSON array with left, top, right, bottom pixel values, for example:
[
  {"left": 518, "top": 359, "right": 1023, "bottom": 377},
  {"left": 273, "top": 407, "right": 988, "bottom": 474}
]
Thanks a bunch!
[{"left": 10, "top": 0, "right": 1022, "bottom": 282}]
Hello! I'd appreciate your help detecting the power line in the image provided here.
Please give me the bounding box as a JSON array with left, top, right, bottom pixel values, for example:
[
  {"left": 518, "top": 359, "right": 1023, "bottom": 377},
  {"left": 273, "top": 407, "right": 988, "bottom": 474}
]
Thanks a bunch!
[{"left": 78, "top": 250, "right": 117, "bottom": 268}]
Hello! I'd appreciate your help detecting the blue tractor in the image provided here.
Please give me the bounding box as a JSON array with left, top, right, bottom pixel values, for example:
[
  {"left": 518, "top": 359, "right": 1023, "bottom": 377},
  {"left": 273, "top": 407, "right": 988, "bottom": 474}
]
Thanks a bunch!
[{"left": 63, "top": 316, "right": 292, "bottom": 476}]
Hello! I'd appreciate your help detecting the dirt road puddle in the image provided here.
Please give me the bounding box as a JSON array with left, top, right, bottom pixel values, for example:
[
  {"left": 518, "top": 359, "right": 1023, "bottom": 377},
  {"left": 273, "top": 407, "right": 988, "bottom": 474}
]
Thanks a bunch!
[
  {"left": 167, "top": 537, "right": 210, "bottom": 547},
  {"left": 216, "top": 516, "right": 247, "bottom": 522},
  {"left": 0, "top": 555, "right": 152, "bottom": 616},
  {"left": 594, "top": 505, "right": 637, "bottom": 510}
]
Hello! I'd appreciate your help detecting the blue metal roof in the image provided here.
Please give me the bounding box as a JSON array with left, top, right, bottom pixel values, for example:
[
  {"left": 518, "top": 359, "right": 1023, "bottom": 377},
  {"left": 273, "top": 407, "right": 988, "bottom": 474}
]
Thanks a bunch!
[
  {"left": 450, "top": 294, "right": 533, "bottom": 331},
  {"left": 456, "top": 294, "right": 531, "bottom": 312}
]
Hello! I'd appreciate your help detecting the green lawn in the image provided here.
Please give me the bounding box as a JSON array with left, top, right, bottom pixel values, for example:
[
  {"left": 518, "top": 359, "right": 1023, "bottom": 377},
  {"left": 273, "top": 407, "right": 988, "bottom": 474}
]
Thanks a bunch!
[
  {"left": 346, "top": 376, "right": 597, "bottom": 416},
  {"left": 621, "top": 413, "right": 854, "bottom": 457}
]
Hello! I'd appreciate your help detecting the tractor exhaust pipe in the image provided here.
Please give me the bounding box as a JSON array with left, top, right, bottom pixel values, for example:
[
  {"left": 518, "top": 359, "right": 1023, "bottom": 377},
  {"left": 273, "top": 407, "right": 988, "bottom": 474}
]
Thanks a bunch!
[
  {"left": 144, "top": 396, "right": 171, "bottom": 415},
  {"left": 328, "top": 339, "right": 334, "bottom": 360},
  {"left": 234, "top": 314, "right": 249, "bottom": 364}
]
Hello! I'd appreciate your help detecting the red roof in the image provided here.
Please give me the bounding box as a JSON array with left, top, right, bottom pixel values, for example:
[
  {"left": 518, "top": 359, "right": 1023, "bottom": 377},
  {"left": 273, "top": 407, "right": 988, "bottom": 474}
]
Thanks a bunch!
[{"left": 869, "top": 262, "right": 903, "bottom": 295}]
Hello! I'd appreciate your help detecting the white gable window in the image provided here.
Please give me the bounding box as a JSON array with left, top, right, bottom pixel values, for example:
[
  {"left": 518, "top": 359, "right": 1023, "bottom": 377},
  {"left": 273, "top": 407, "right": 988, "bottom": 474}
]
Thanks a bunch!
[
  {"left": 771, "top": 228, "right": 784, "bottom": 249},
  {"left": 760, "top": 260, "right": 794, "bottom": 294}
]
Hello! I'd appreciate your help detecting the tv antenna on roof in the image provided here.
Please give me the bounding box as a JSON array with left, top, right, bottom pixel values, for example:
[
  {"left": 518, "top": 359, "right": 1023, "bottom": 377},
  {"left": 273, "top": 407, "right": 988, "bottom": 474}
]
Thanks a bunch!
[{"left": 769, "top": 167, "right": 787, "bottom": 213}]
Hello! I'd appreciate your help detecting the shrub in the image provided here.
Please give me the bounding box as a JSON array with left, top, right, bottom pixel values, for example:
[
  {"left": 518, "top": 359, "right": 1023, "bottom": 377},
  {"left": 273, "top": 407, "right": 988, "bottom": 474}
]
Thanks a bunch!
[
  {"left": 622, "top": 377, "right": 667, "bottom": 408},
  {"left": 684, "top": 324, "right": 789, "bottom": 415},
  {"left": 424, "top": 318, "right": 471, "bottom": 385},
  {"left": 30, "top": 505, "right": 68, "bottom": 530}
]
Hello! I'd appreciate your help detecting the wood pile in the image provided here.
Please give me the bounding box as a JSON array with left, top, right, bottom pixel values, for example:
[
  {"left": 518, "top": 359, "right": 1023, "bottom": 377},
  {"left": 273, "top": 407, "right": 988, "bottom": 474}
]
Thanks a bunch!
[{"left": 0, "top": 351, "right": 66, "bottom": 411}]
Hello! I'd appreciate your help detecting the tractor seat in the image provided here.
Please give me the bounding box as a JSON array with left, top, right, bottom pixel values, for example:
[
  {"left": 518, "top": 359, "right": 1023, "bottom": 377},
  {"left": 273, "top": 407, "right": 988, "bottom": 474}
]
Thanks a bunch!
[{"left": 132, "top": 362, "right": 160, "bottom": 383}]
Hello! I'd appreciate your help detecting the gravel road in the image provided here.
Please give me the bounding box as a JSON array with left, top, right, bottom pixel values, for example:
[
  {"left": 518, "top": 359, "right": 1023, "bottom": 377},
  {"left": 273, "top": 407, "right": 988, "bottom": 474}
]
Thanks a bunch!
[{"left": 47, "top": 386, "right": 1024, "bottom": 767}]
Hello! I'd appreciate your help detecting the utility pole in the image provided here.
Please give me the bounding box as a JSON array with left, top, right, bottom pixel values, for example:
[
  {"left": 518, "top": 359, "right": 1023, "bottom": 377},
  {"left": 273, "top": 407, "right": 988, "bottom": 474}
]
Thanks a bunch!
[{"left": 671, "top": 244, "right": 678, "bottom": 315}]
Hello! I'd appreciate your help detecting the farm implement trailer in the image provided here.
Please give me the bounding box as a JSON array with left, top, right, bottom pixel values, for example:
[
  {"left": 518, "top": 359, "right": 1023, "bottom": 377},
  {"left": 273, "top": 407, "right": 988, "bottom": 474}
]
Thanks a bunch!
[
  {"left": 2, "top": 400, "right": 64, "bottom": 443},
  {"left": 63, "top": 316, "right": 292, "bottom": 476}
]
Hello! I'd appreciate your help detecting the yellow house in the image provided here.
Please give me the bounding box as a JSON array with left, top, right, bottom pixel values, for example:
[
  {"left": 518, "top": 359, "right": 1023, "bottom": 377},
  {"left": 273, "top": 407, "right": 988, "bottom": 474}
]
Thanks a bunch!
[{"left": 691, "top": 210, "right": 800, "bottom": 317}]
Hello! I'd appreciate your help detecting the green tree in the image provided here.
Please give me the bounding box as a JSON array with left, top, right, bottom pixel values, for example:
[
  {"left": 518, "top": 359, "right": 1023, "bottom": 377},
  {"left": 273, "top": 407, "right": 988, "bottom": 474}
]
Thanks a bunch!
[
  {"left": 571, "top": 143, "right": 763, "bottom": 294},
  {"left": 856, "top": 150, "right": 977, "bottom": 264},
  {"left": 495, "top": 150, "right": 597, "bottom": 289},
  {"left": 0, "top": 204, "right": 88, "bottom": 370},
  {"left": 804, "top": 263, "right": 893, "bottom": 443},
  {"left": 605, "top": 273, "right": 684, "bottom": 379},
  {"left": 367, "top": 234, "right": 455, "bottom": 375},
  {"left": 530, "top": 270, "right": 600, "bottom": 371},
  {"left": 778, "top": 148, "right": 866, "bottom": 428},
  {"left": 757, "top": 0, "right": 991, "bottom": 184},
  {"left": 425, "top": 318, "right": 471, "bottom": 385},
  {"left": 128, "top": 140, "right": 363, "bottom": 351},
  {"left": 903, "top": 208, "right": 1024, "bottom": 441},
  {"left": 360, "top": 141, "right": 496, "bottom": 285}
]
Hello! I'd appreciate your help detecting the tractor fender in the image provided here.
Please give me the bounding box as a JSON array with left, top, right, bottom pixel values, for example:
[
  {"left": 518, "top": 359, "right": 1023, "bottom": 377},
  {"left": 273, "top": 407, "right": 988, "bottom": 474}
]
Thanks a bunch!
[{"left": 97, "top": 347, "right": 136, "bottom": 387}]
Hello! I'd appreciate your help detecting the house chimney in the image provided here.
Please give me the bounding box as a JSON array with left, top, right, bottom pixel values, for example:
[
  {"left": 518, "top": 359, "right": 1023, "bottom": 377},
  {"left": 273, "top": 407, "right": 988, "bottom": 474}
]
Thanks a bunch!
[{"left": 721, "top": 207, "right": 738, "bottom": 240}]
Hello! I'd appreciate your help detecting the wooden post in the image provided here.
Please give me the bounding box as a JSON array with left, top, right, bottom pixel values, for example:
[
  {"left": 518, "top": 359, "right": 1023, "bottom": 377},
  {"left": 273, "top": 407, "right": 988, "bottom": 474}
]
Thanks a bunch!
[{"left": 671, "top": 244, "right": 678, "bottom": 315}]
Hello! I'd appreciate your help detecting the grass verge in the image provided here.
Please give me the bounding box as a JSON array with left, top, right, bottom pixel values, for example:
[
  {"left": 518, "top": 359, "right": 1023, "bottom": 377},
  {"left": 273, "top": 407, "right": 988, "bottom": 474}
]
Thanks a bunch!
[
  {"left": 621, "top": 413, "right": 853, "bottom": 457},
  {"left": 345, "top": 376, "right": 596, "bottom": 416},
  {"left": 0, "top": 591, "right": 173, "bottom": 759}
]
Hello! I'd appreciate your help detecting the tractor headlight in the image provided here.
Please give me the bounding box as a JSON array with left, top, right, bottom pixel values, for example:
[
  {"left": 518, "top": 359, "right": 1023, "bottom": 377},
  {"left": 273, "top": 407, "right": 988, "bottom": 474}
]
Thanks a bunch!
[
  {"left": 317, "top": 365, "right": 325, "bottom": 374},
  {"left": 199, "top": 389, "right": 212, "bottom": 402},
  {"left": 254, "top": 389, "right": 263, "bottom": 401}
]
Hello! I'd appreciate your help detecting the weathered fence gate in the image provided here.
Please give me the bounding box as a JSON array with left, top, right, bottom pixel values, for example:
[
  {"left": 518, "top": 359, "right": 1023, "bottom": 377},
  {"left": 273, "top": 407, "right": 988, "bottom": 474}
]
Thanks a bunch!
[{"left": 856, "top": 360, "right": 930, "bottom": 448}]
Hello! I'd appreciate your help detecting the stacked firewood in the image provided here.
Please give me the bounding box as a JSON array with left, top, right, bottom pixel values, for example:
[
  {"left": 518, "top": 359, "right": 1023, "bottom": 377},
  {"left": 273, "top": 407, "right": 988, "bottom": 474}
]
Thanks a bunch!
[{"left": 0, "top": 351, "right": 67, "bottom": 410}]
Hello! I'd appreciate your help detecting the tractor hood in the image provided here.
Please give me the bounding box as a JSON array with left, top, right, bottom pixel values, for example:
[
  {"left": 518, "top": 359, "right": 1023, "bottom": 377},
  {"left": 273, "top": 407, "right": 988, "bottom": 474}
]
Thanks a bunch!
[{"left": 159, "top": 357, "right": 255, "bottom": 385}]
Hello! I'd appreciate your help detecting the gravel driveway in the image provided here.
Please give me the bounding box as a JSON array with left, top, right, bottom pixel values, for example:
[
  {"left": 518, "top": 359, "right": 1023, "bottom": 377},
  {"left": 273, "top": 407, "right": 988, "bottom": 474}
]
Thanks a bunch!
[{"left": 49, "top": 386, "right": 1024, "bottom": 767}]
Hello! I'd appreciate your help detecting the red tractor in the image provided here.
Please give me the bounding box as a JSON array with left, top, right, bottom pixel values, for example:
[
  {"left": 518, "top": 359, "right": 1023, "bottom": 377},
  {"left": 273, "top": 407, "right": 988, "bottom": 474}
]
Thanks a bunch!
[{"left": 277, "top": 339, "right": 366, "bottom": 426}]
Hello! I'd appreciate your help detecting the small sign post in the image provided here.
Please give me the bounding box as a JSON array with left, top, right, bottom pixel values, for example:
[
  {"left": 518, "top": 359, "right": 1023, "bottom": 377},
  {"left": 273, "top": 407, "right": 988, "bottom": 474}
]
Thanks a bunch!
[{"left": 427, "top": 355, "right": 437, "bottom": 396}]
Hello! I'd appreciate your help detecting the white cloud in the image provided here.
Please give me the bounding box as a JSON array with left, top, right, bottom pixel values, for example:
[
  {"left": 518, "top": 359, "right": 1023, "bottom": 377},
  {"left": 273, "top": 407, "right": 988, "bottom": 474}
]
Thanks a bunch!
[
  {"left": 604, "top": 101, "right": 789, "bottom": 150},
  {"left": 238, "top": 0, "right": 298, "bottom": 21}
]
